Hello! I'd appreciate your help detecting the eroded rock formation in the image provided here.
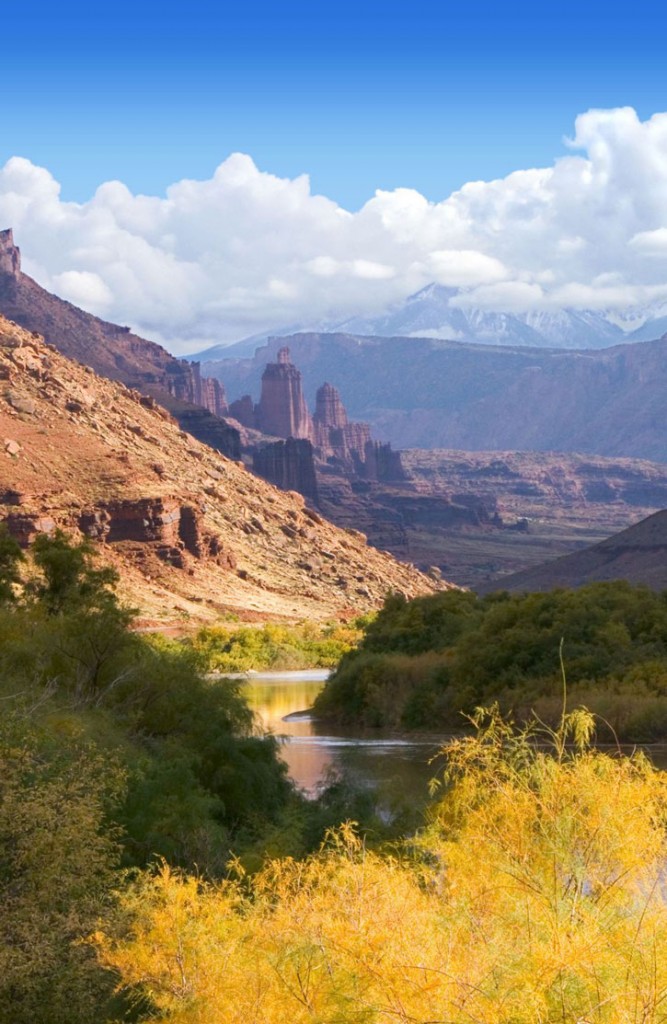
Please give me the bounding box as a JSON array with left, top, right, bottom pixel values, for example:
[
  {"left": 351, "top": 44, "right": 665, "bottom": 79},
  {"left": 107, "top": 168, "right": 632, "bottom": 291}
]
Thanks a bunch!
[
  {"left": 0, "top": 229, "right": 21, "bottom": 277},
  {"left": 313, "top": 382, "right": 374, "bottom": 466},
  {"left": 314, "top": 382, "right": 347, "bottom": 431},
  {"left": 228, "top": 394, "right": 256, "bottom": 429},
  {"left": 362, "top": 441, "right": 408, "bottom": 483},
  {"left": 253, "top": 439, "right": 319, "bottom": 503},
  {"left": 256, "top": 347, "right": 314, "bottom": 439}
]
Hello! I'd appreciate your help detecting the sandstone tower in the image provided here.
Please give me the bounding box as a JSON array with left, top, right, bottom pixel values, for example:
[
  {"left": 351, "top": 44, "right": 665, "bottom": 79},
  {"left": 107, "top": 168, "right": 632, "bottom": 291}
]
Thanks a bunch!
[{"left": 256, "top": 346, "right": 314, "bottom": 439}]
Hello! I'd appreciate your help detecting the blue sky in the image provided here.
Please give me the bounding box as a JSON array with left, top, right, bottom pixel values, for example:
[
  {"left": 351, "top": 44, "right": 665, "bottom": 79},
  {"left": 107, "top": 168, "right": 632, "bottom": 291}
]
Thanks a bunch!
[
  {"left": 3, "top": 0, "right": 666, "bottom": 209},
  {"left": 2, "top": 0, "right": 667, "bottom": 349}
]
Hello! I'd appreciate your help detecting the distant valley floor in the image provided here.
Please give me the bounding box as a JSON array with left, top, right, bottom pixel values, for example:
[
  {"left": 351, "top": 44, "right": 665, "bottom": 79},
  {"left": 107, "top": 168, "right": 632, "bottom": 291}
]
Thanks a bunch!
[{"left": 398, "top": 449, "right": 667, "bottom": 590}]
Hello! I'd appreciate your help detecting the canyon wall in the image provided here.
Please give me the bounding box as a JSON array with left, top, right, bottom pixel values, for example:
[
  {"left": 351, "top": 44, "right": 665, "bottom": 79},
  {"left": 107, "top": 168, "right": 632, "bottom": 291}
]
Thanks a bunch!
[
  {"left": 252, "top": 439, "right": 319, "bottom": 503},
  {"left": 0, "top": 228, "right": 237, "bottom": 457}
]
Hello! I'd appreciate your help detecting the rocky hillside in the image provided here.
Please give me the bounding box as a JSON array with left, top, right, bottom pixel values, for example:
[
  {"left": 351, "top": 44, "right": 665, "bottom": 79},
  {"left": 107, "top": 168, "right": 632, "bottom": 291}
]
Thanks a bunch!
[
  {"left": 0, "top": 229, "right": 242, "bottom": 460},
  {"left": 209, "top": 332, "right": 667, "bottom": 461},
  {"left": 484, "top": 509, "right": 667, "bottom": 594},
  {"left": 0, "top": 316, "right": 441, "bottom": 628}
]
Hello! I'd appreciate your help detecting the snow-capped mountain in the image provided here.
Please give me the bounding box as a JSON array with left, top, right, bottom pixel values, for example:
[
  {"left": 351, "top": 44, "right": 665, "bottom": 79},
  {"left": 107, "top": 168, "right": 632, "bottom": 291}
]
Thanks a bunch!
[
  {"left": 331, "top": 284, "right": 628, "bottom": 350},
  {"left": 191, "top": 284, "right": 667, "bottom": 361}
]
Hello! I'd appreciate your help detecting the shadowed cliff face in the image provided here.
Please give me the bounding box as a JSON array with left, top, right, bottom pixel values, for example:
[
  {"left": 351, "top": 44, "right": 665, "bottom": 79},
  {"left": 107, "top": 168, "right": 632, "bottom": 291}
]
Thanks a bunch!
[
  {"left": 0, "top": 228, "right": 238, "bottom": 458},
  {"left": 253, "top": 439, "right": 319, "bottom": 503}
]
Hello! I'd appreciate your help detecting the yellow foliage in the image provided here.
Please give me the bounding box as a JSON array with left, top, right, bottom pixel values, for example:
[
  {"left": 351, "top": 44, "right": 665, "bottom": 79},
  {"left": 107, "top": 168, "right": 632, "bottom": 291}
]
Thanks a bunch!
[{"left": 96, "top": 715, "right": 667, "bottom": 1023}]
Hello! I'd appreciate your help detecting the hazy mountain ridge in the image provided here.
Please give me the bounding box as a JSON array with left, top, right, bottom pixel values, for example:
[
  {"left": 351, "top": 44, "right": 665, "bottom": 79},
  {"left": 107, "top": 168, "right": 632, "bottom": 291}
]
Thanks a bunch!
[
  {"left": 485, "top": 509, "right": 667, "bottom": 594},
  {"left": 192, "top": 283, "right": 667, "bottom": 361},
  {"left": 207, "top": 331, "right": 667, "bottom": 461}
]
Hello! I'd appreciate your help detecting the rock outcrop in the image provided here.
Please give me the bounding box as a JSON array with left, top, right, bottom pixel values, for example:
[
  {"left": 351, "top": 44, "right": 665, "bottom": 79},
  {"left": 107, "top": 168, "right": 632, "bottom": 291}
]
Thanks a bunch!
[
  {"left": 362, "top": 441, "right": 407, "bottom": 483},
  {"left": 228, "top": 394, "right": 256, "bottom": 429},
  {"left": 0, "top": 229, "right": 20, "bottom": 277},
  {"left": 313, "top": 382, "right": 375, "bottom": 466},
  {"left": 314, "top": 382, "right": 347, "bottom": 432},
  {"left": 0, "top": 315, "right": 441, "bottom": 625},
  {"left": 0, "top": 227, "right": 237, "bottom": 457},
  {"left": 233, "top": 348, "right": 404, "bottom": 485},
  {"left": 253, "top": 439, "right": 319, "bottom": 503},
  {"left": 77, "top": 498, "right": 236, "bottom": 570},
  {"left": 165, "top": 405, "right": 241, "bottom": 461}
]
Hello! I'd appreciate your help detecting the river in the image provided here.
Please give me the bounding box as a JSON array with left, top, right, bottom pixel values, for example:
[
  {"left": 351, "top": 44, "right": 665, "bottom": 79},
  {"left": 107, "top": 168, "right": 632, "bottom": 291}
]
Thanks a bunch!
[
  {"left": 242, "top": 670, "right": 667, "bottom": 807},
  {"left": 242, "top": 669, "right": 447, "bottom": 804}
]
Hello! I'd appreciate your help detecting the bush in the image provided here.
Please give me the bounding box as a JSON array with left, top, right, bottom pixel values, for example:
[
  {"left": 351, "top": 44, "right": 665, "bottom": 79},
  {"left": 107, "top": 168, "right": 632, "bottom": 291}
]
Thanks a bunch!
[
  {"left": 315, "top": 583, "right": 667, "bottom": 739},
  {"left": 190, "top": 618, "right": 365, "bottom": 672},
  {"left": 96, "top": 711, "right": 667, "bottom": 1024}
]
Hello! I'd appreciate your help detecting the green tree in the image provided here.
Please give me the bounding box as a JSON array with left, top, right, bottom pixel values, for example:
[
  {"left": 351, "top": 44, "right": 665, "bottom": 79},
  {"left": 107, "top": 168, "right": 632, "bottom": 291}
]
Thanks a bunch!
[
  {"left": 30, "top": 529, "right": 122, "bottom": 616},
  {"left": 25, "top": 531, "right": 136, "bottom": 701}
]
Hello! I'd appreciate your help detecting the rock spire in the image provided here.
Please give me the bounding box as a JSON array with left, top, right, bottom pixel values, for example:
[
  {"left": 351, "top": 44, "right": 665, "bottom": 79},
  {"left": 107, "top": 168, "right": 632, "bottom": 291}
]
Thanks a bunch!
[{"left": 256, "top": 346, "right": 314, "bottom": 439}]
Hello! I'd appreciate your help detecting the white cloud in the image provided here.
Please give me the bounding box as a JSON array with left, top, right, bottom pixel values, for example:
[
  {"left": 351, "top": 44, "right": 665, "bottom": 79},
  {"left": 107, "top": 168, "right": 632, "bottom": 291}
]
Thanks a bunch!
[
  {"left": 630, "top": 227, "right": 667, "bottom": 255},
  {"left": 351, "top": 259, "right": 395, "bottom": 280},
  {"left": 1, "top": 108, "right": 667, "bottom": 352},
  {"left": 52, "top": 270, "right": 114, "bottom": 313},
  {"left": 427, "top": 250, "right": 508, "bottom": 288},
  {"left": 452, "top": 281, "right": 544, "bottom": 312}
]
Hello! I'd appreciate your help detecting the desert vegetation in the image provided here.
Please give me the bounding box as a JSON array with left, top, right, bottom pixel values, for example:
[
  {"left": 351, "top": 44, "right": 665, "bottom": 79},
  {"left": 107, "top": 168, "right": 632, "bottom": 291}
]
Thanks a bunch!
[
  {"left": 0, "top": 528, "right": 361, "bottom": 1021},
  {"left": 314, "top": 583, "right": 667, "bottom": 740},
  {"left": 97, "top": 707, "right": 667, "bottom": 1023},
  {"left": 188, "top": 617, "right": 368, "bottom": 672},
  {"left": 5, "top": 532, "right": 667, "bottom": 1021}
]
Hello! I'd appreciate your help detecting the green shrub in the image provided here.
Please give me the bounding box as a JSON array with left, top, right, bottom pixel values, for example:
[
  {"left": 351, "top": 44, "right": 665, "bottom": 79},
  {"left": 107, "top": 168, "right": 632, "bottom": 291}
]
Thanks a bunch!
[
  {"left": 316, "top": 583, "right": 667, "bottom": 739},
  {"left": 190, "top": 618, "right": 365, "bottom": 672}
]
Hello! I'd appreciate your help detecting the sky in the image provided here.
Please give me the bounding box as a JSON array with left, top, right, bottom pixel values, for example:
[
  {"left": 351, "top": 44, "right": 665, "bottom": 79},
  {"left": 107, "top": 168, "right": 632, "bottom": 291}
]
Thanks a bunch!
[{"left": 1, "top": 0, "right": 667, "bottom": 351}]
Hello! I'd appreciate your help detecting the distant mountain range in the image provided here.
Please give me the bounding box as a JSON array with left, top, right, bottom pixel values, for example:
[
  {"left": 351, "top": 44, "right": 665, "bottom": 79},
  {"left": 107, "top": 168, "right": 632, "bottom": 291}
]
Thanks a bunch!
[
  {"left": 192, "top": 283, "right": 667, "bottom": 361},
  {"left": 205, "top": 331, "right": 667, "bottom": 461}
]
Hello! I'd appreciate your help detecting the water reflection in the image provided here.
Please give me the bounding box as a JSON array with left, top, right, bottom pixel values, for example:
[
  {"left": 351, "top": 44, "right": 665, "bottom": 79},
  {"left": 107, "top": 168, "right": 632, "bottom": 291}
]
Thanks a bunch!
[
  {"left": 242, "top": 671, "right": 667, "bottom": 804},
  {"left": 243, "top": 670, "right": 443, "bottom": 800}
]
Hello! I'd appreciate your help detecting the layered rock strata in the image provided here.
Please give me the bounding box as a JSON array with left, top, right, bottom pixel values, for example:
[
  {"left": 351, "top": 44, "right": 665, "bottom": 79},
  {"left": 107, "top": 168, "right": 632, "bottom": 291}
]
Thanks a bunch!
[{"left": 252, "top": 439, "right": 319, "bottom": 504}]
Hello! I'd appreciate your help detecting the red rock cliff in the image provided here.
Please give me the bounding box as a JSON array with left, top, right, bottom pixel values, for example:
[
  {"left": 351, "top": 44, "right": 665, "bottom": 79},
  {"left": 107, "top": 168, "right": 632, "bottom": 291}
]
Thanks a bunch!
[
  {"left": 0, "top": 229, "right": 20, "bottom": 277},
  {"left": 0, "top": 227, "right": 229, "bottom": 422}
]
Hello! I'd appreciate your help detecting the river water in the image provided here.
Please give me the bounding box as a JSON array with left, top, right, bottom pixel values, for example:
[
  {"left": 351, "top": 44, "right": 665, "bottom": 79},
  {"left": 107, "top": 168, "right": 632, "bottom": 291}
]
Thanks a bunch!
[
  {"left": 241, "top": 670, "right": 667, "bottom": 804},
  {"left": 242, "top": 669, "right": 446, "bottom": 801}
]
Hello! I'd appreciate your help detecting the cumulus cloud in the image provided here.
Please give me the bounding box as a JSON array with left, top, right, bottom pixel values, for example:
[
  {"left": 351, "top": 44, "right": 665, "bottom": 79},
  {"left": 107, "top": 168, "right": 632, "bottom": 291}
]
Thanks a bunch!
[
  {"left": 427, "top": 250, "right": 508, "bottom": 288},
  {"left": 631, "top": 227, "right": 667, "bottom": 255},
  {"left": 452, "top": 281, "right": 545, "bottom": 312},
  {"left": 1, "top": 107, "right": 667, "bottom": 352},
  {"left": 51, "top": 270, "right": 114, "bottom": 313}
]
